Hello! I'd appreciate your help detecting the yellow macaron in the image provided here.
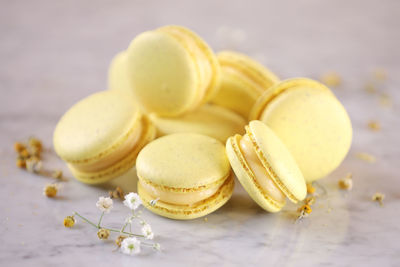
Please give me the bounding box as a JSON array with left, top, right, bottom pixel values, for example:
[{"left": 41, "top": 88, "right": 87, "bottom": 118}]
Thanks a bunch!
[
  {"left": 211, "top": 51, "right": 279, "bottom": 118},
  {"left": 53, "top": 90, "right": 156, "bottom": 184},
  {"left": 226, "top": 120, "right": 307, "bottom": 212},
  {"left": 108, "top": 50, "right": 133, "bottom": 96},
  {"left": 136, "top": 133, "right": 234, "bottom": 220},
  {"left": 126, "top": 25, "right": 220, "bottom": 117},
  {"left": 250, "top": 78, "right": 352, "bottom": 182},
  {"left": 148, "top": 104, "right": 246, "bottom": 143}
]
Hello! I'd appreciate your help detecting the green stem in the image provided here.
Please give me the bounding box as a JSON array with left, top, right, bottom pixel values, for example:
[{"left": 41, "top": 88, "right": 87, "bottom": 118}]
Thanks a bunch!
[
  {"left": 73, "top": 212, "right": 145, "bottom": 238},
  {"left": 107, "top": 228, "right": 144, "bottom": 237},
  {"left": 74, "top": 212, "right": 98, "bottom": 228},
  {"left": 98, "top": 211, "right": 105, "bottom": 228}
]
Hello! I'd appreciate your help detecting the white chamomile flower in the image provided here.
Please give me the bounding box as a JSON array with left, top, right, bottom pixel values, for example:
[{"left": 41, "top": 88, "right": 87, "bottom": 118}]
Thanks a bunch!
[
  {"left": 96, "top": 196, "right": 113, "bottom": 213},
  {"left": 141, "top": 223, "right": 154, "bottom": 240},
  {"left": 123, "top": 192, "right": 142, "bottom": 210},
  {"left": 121, "top": 237, "right": 141, "bottom": 255}
]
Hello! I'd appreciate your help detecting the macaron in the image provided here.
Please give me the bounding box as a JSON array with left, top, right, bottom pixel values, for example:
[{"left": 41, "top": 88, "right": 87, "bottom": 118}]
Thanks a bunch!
[
  {"left": 211, "top": 51, "right": 279, "bottom": 118},
  {"left": 250, "top": 78, "right": 352, "bottom": 182},
  {"left": 226, "top": 120, "right": 307, "bottom": 212},
  {"left": 126, "top": 25, "right": 220, "bottom": 117},
  {"left": 108, "top": 51, "right": 133, "bottom": 96},
  {"left": 148, "top": 104, "right": 246, "bottom": 142},
  {"left": 53, "top": 90, "right": 156, "bottom": 184},
  {"left": 137, "top": 133, "right": 234, "bottom": 220}
]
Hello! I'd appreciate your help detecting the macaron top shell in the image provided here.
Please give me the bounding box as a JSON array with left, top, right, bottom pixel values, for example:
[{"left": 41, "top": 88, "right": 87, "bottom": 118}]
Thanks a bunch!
[
  {"left": 246, "top": 121, "right": 307, "bottom": 203},
  {"left": 53, "top": 90, "right": 140, "bottom": 163},
  {"left": 250, "top": 78, "right": 352, "bottom": 182},
  {"left": 127, "top": 25, "right": 219, "bottom": 117},
  {"left": 136, "top": 133, "right": 230, "bottom": 189}
]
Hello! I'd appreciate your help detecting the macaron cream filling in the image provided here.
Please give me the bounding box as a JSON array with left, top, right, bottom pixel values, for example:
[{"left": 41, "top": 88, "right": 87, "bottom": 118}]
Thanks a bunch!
[
  {"left": 70, "top": 122, "right": 142, "bottom": 173},
  {"left": 157, "top": 26, "right": 214, "bottom": 108},
  {"left": 238, "top": 134, "right": 286, "bottom": 204},
  {"left": 138, "top": 175, "right": 231, "bottom": 206}
]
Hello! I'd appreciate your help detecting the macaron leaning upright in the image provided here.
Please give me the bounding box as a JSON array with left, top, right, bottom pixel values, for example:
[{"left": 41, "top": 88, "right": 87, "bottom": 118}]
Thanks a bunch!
[
  {"left": 53, "top": 90, "right": 156, "bottom": 184},
  {"left": 250, "top": 78, "right": 352, "bottom": 182},
  {"left": 108, "top": 50, "right": 133, "bottom": 96},
  {"left": 149, "top": 104, "right": 246, "bottom": 143},
  {"left": 126, "top": 25, "right": 220, "bottom": 117},
  {"left": 137, "top": 133, "right": 234, "bottom": 220},
  {"left": 226, "top": 120, "right": 307, "bottom": 212},
  {"left": 210, "top": 51, "right": 280, "bottom": 118}
]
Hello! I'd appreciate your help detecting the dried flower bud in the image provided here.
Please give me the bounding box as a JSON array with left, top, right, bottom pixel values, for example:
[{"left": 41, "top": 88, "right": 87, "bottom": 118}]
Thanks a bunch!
[
  {"left": 109, "top": 186, "right": 124, "bottom": 200},
  {"left": 63, "top": 216, "right": 75, "bottom": 227},
  {"left": 115, "top": 235, "right": 127, "bottom": 247},
  {"left": 338, "top": 173, "right": 353, "bottom": 190},
  {"left": 306, "top": 183, "right": 316, "bottom": 194},
  {"left": 16, "top": 158, "right": 26, "bottom": 168},
  {"left": 44, "top": 184, "right": 58, "bottom": 198},
  {"left": 367, "top": 120, "right": 381, "bottom": 131},
  {"left": 14, "top": 142, "right": 26, "bottom": 153},
  {"left": 372, "top": 192, "right": 385, "bottom": 206},
  {"left": 320, "top": 72, "right": 341, "bottom": 87},
  {"left": 52, "top": 170, "right": 63, "bottom": 180},
  {"left": 97, "top": 228, "right": 110, "bottom": 240},
  {"left": 356, "top": 153, "right": 376, "bottom": 163},
  {"left": 19, "top": 149, "right": 30, "bottom": 159},
  {"left": 305, "top": 196, "right": 315, "bottom": 205},
  {"left": 26, "top": 157, "right": 42, "bottom": 173},
  {"left": 28, "top": 137, "right": 42, "bottom": 152},
  {"left": 365, "top": 83, "right": 377, "bottom": 94},
  {"left": 298, "top": 204, "right": 312, "bottom": 214},
  {"left": 373, "top": 68, "right": 387, "bottom": 81}
]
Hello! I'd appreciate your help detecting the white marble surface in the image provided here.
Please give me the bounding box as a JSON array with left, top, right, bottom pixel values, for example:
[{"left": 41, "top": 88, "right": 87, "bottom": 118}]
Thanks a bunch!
[{"left": 1, "top": 0, "right": 400, "bottom": 266}]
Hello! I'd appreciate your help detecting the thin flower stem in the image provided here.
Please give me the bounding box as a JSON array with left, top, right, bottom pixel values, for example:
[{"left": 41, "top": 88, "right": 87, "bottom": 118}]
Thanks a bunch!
[
  {"left": 98, "top": 211, "right": 105, "bottom": 228},
  {"left": 73, "top": 212, "right": 145, "bottom": 238},
  {"left": 107, "top": 228, "right": 144, "bottom": 238},
  {"left": 74, "top": 212, "right": 98, "bottom": 228}
]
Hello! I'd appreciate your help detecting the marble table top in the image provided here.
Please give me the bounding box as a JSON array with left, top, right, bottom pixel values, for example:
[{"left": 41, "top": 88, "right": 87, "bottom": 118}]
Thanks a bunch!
[{"left": 1, "top": 0, "right": 399, "bottom": 266}]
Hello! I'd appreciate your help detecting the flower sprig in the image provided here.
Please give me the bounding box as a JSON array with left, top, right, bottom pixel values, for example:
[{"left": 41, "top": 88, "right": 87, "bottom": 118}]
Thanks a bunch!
[{"left": 65, "top": 193, "right": 160, "bottom": 255}]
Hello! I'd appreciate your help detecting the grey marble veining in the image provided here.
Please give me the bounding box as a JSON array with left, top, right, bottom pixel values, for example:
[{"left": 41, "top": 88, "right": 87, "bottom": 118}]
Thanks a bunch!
[{"left": 1, "top": 0, "right": 399, "bottom": 266}]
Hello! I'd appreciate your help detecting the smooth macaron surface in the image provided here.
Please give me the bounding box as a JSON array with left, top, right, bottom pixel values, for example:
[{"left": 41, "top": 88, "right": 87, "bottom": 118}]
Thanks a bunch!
[
  {"left": 211, "top": 51, "right": 279, "bottom": 118},
  {"left": 149, "top": 104, "right": 246, "bottom": 143},
  {"left": 53, "top": 90, "right": 156, "bottom": 184},
  {"left": 136, "top": 133, "right": 233, "bottom": 219},
  {"left": 126, "top": 25, "right": 219, "bottom": 117},
  {"left": 250, "top": 78, "right": 352, "bottom": 182},
  {"left": 226, "top": 121, "right": 307, "bottom": 212},
  {"left": 108, "top": 51, "right": 133, "bottom": 96},
  {"left": 53, "top": 90, "right": 140, "bottom": 162}
]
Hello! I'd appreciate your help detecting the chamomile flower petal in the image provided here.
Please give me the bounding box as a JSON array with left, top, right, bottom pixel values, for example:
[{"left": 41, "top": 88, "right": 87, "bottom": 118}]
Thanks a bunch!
[
  {"left": 121, "top": 237, "right": 141, "bottom": 255},
  {"left": 123, "top": 192, "right": 142, "bottom": 210},
  {"left": 96, "top": 196, "right": 113, "bottom": 213}
]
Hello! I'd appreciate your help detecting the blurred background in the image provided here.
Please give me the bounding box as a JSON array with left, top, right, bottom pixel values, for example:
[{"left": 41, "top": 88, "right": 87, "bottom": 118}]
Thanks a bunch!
[{"left": 0, "top": 0, "right": 399, "bottom": 266}]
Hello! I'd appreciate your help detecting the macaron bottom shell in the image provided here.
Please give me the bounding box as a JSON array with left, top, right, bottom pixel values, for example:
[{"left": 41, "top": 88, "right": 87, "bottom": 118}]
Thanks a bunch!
[
  {"left": 226, "top": 135, "right": 284, "bottom": 212},
  {"left": 69, "top": 116, "right": 156, "bottom": 184},
  {"left": 138, "top": 175, "right": 234, "bottom": 220}
]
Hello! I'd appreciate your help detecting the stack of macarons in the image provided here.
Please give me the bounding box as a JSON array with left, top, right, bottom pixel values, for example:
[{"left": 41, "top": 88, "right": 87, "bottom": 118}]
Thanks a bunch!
[{"left": 54, "top": 25, "right": 352, "bottom": 220}]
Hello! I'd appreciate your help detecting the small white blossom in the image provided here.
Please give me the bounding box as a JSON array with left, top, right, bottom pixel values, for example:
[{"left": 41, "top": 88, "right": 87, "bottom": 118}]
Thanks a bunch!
[
  {"left": 121, "top": 237, "right": 141, "bottom": 255},
  {"left": 123, "top": 193, "right": 142, "bottom": 210},
  {"left": 96, "top": 197, "right": 113, "bottom": 213},
  {"left": 141, "top": 223, "right": 154, "bottom": 240}
]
